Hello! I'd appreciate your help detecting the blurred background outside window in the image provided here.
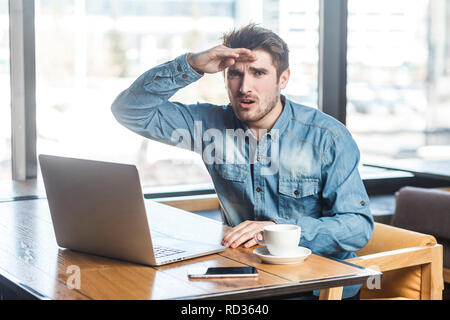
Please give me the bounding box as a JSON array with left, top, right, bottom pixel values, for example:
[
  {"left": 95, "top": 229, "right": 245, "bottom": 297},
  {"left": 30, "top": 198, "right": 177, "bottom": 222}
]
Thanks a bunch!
[
  {"left": 1, "top": 0, "right": 449, "bottom": 185},
  {"left": 33, "top": 0, "right": 318, "bottom": 187},
  {"left": 0, "top": 0, "right": 10, "bottom": 181},
  {"left": 347, "top": 0, "right": 450, "bottom": 163}
]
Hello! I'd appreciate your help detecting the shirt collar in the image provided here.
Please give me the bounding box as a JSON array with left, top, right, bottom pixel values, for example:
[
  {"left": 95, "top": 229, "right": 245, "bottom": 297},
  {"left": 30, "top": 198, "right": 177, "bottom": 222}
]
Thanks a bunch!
[{"left": 268, "top": 95, "right": 291, "bottom": 138}]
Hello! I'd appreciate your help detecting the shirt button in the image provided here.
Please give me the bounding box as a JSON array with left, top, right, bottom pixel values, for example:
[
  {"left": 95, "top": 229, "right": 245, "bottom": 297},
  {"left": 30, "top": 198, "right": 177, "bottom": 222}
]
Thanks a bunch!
[
  {"left": 360, "top": 200, "right": 366, "bottom": 206},
  {"left": 182, "top": 74, "right": 188, "bottom": 79},
  {"left": 177, "top": 64, "right": 182, "bottom": 72},
  {"left": 294, "top": 190, "right": 300, "bottom": 196},
  {"left": 256, "top": 187, "right": 262, "bottom": 193}
]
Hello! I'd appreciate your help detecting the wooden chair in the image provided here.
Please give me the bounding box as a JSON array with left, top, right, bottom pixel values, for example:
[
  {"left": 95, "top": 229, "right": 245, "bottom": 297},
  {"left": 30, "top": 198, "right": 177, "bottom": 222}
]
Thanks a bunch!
[
  {"left": 347, "top": 222, "right": 443, "bottom": 300},
  {"left": 157, "top": 194, "right": 444, "bottom": 300},
  {"left": 389, "top": 186, "right": 450, "bottom": 297}
]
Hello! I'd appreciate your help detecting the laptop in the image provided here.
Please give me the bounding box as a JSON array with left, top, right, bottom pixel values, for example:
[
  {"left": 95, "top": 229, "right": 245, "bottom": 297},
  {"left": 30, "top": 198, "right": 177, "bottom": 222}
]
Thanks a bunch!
[{"left": 39, "top": 154, "right": 226, "bottom": 266}]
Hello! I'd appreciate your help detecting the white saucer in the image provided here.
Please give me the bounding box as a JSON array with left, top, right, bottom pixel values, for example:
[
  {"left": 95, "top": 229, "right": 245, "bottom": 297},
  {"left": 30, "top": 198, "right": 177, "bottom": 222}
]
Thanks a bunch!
[{"left": 253, "top": 246, "right": 311, "bottom": 265}]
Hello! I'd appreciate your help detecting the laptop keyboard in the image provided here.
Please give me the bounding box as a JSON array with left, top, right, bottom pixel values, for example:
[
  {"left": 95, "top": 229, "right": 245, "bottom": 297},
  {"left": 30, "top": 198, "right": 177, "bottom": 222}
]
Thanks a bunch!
[{"left": 153, "top": 245, "right": 186, "bottom": 258}]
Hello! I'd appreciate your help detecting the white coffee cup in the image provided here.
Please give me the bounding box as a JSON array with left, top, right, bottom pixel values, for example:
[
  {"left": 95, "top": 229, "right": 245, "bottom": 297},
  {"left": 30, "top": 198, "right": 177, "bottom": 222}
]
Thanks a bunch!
[{"left": 254, "top": 224, "right": 301, "bottom": 257}]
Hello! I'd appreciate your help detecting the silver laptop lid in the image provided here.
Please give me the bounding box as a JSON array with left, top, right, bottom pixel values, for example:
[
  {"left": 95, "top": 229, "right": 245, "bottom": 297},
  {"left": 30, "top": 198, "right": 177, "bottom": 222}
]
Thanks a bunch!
[{"left": 39, "top": 154, "right": 157, "bottom": 265}]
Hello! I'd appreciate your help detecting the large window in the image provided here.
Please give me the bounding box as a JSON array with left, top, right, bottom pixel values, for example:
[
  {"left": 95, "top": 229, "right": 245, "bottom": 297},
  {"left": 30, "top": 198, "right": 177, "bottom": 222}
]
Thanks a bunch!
[
  {"left": 347, "top": 0, "right": 450, "bottom": 163},
  {"left": 9, "top": 1, "right": 450, "bottom": 184},
  {"left": 35, "top": 0, "right": 319, "bottom": 187},
  {"left": 0, "top": 0, "right": 10, "bottom": 181}
]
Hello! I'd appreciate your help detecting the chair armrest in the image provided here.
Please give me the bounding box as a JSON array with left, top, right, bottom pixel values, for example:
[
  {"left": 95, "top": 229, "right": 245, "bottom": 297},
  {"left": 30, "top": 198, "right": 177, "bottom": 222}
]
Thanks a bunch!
[
  {"left": 348, "top": 244, "right": 444, "bottom": 300},
  {"left": 348, "top": 244, "right": 441, "bottom": 271}
]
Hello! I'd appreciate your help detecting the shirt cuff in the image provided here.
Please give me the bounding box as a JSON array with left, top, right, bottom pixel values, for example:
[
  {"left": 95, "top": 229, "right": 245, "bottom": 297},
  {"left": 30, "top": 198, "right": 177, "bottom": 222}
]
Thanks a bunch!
[{"left": 175, "top": 53, "right": 204, "bottom": 83}]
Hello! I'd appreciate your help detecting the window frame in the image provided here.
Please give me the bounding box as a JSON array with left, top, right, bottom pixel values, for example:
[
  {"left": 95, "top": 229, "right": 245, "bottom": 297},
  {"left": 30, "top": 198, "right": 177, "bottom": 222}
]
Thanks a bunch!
[{"left": 9, "top": 0, "right": 37, "bottom": 180}]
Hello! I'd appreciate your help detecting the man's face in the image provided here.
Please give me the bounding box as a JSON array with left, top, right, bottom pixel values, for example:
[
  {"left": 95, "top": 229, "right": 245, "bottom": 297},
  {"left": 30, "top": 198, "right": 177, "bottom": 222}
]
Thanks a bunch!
[{"left": 225, "top": 49, "right": 289, "bottom": 127}]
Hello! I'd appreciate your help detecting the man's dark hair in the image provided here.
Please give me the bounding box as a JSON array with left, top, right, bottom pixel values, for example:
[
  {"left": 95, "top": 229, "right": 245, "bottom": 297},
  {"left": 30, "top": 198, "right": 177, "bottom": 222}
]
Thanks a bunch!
[{"left": 222, "top": 23, "right": 289, "bottom": 78}]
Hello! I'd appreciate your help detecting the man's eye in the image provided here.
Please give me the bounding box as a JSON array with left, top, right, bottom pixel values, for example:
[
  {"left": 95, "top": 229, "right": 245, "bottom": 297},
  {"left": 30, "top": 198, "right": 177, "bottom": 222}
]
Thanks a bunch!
[{"left": 255, "top": 70, "right": 265, "bottom": 76}]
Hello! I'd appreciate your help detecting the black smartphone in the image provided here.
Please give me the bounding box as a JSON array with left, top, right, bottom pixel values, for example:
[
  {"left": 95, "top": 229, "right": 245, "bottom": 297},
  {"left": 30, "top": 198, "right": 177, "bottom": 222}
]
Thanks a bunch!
[{"left": 187, "top": 266, "right": 259, "bottom": 279}]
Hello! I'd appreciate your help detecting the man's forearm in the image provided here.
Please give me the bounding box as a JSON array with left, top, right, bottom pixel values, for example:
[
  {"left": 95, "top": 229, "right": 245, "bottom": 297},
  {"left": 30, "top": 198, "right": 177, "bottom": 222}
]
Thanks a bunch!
[
  {"left": 111, "top": 54, "right": 202, "bottom": 123},
  {"left": 110, "top": 54, "right": 203, "bottom": 143}
]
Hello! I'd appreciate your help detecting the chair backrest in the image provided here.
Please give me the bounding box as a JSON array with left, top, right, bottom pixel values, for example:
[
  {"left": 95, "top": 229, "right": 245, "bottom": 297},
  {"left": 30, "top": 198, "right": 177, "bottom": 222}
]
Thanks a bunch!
[
  {"left": 356, "top": 222, "right": 436, "bottom": 257},
  {"left": 392, "top": 186, "right": 450, "bottom": 241},
  {"left": 392, "top": 186, "right": 450, "bottom": 271}
]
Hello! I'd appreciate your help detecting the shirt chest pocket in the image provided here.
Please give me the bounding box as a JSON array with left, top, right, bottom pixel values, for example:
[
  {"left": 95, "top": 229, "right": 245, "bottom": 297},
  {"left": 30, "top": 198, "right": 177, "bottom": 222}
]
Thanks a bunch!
[
  {"left": 213, "top": 164, "right": 248, "bottom": 204},
  {"left": 278, "top": 178, "right": 321, "bottom": 218},
  {"left": 214, "top": 164, "right": 248, "bottom": 182}
]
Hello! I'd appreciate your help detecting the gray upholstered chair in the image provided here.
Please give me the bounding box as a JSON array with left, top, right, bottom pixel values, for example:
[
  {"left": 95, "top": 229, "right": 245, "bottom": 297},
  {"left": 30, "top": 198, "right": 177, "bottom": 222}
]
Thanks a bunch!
[{"left": 391, "top": 186, "right": 450, "bottom": 294}]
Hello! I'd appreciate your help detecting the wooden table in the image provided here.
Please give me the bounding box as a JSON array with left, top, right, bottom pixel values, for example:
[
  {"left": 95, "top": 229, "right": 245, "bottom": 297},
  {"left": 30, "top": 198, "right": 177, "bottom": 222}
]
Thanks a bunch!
[{"left": 0, "top": 197, "right": 380, "bottom": 300}]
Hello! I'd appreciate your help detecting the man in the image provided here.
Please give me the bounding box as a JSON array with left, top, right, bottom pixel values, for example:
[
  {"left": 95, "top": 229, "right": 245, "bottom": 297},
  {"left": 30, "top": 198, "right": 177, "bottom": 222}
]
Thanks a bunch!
[{"left": 111, "top": 24, "right": 373, "bottom": 299}]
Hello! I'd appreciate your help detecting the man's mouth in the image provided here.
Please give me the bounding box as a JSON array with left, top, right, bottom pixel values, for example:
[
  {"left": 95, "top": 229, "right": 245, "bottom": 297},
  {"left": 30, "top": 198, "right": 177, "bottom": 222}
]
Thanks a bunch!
[{"left": 239, "top": 97, "right": 256, "bottom": 108}]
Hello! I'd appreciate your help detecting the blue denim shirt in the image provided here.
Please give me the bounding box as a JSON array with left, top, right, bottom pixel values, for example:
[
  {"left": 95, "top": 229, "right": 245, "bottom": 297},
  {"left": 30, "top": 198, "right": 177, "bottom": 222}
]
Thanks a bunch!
[{"left": 111, "top": 54, "right": 374, "bottom": 298}]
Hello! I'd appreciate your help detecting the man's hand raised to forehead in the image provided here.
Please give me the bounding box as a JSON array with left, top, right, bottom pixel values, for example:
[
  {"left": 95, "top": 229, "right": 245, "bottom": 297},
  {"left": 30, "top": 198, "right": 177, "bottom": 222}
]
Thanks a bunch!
[{"left": 187, "top": 45, "right": 256, "bottom": 74}]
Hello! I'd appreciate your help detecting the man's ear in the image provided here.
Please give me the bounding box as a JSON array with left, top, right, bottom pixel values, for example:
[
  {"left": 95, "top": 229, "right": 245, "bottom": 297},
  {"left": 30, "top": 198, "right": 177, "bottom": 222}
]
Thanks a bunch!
[{"left": 279, "top": 68, "right": 290, "bottom": 90}]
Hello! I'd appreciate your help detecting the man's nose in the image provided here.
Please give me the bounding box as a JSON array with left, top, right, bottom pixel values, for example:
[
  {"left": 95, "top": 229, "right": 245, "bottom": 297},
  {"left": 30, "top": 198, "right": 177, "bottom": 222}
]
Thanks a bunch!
[{"left": 239, "top": 74, "right": 252, "bottom": 95}]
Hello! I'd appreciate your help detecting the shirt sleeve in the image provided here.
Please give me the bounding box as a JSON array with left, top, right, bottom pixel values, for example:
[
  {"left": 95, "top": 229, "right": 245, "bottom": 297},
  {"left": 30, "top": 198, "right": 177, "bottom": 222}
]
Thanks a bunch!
[
  {"left": 274, "top": 132, "right": 374, "bottom": 256},
  {"left": 111, "top": 54, "right": 215, "bottom": 152}
]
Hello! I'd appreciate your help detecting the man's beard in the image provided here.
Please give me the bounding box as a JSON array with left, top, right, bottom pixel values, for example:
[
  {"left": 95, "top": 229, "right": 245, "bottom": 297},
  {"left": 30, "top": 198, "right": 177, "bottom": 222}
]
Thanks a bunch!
[{"left": 233, "top": 92, "right": 280, "bottom": 124}]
